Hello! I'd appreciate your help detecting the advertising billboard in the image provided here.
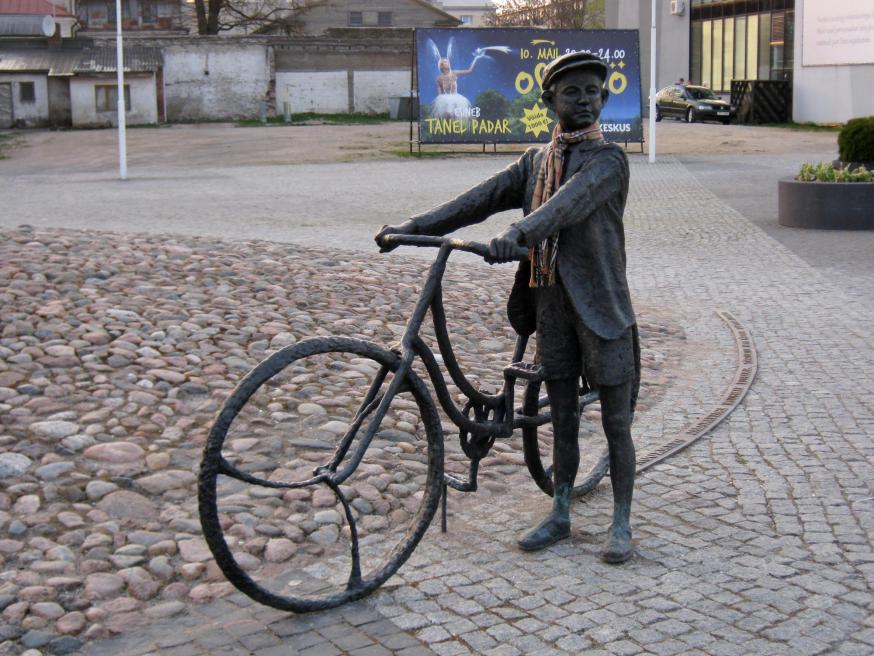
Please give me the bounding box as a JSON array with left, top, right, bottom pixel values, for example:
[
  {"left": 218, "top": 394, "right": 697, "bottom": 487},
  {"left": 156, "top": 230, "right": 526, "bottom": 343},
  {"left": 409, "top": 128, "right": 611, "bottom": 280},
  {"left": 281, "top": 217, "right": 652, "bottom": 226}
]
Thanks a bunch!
[{"left": 416, "top": 28, "right": 642, "bottom": 145}]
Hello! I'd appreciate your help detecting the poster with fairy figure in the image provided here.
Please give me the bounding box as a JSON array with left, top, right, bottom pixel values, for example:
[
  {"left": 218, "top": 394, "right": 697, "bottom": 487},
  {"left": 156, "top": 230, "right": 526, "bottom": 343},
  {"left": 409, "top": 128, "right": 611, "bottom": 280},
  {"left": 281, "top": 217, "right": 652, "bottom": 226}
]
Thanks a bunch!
[{"left": 415, "top": 28, "right": 643, "bottom": 145}]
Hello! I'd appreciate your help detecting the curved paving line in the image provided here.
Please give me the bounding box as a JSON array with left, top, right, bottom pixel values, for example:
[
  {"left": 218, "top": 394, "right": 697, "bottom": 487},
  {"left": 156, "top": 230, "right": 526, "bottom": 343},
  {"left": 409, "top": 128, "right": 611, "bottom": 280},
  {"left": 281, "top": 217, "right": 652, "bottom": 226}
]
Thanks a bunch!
[{"left": 635, "top": 309, "right": 757, "bottom": 473}]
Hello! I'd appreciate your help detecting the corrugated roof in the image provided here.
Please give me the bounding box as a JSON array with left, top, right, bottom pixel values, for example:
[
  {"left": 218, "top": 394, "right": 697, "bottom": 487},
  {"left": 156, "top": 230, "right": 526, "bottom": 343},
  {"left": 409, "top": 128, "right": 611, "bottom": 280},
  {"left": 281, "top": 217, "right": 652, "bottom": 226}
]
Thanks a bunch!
[
  {"left": 74, "top": 45, "right": 163, "bottom": 73},
  {"left": 0, "top": 48, "right": 79, "bottom": 75},
  {"left": 0, "top": 45, "right": 163, "bottom": 75},
  {"left": 0, "top": 0, "right": 74, "bottom": 18}
]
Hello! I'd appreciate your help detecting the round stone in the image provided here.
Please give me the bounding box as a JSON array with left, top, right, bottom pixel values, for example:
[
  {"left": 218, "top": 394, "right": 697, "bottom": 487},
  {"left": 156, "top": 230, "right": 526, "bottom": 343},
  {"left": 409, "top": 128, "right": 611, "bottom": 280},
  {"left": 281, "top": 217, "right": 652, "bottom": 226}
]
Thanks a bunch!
[
  {"left": 230, "top": 438, "right": 258, "bottom": 452},
  {"left": 56, "top": 512, "right": 84, "bottom": 528},
  {"left": 61, "top": 434, "right": 95, "bottom": 452},
  {"left": 30, "top": 420, "right": 79, "bottom": 440},
  {"left": 35, "top": 462, "right": 74, "bottom": 481},
  {"left": 145, "top": 452, "right": 170, "bottom": 470},
  {"left": 264, "top": 538, "right": 296, "bottom": 562},
  {"left": 309, "top": 525, "right": 339, "bottom": 545},
  {"left": 13, "top": 494, "right": 40, "bottom": 514},
  {"left": 83, "top": 442, "right": 145, "bottom": 463},
  {"left": 313, "top": 509, "right": 341, "bottom": 525},
  {"left": 0, "top": 453, "right": 32, "bottom": 478},
  {"left": 55, "top": 611, "right": 85, "bottom": 635},
  {"left": 143, "top": 601, "right": 186, "bottom": 618},
  {"left": 297, "top": 403, "right": 327, "bottom": 416},
  {"left": 178, "top": 538, "right": 212, "bottom": 563},
  {"left": 85, "top": 480, "right": 118, "bottom": 501},
  {"left": 45, "top": 345, "right": 76, "bottom": 359},
  {"left": 96, "top": 490, "right": 157, "bottom": 519},
  {"left": 135, "top": 470, "right": 195, "bottom": 494},
  {"left": 318, "top": 421, "right": 348, "bottom": 435},
  {"left": 147, "top": 369, "right": 186, "bottom": 384},
  {"left": 84, "top": 573, "right": 124, "bottom": 600},
  {"left": 30, "top": 602, "right": 65, "bottom": 620}
]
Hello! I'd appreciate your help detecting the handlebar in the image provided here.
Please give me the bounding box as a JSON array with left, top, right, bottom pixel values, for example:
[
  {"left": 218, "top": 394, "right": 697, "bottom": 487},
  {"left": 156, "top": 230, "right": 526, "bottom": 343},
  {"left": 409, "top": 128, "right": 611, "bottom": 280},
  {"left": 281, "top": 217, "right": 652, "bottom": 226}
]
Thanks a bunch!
[{"left": 380, "top": 234, "right": 529, "bottom": 262}]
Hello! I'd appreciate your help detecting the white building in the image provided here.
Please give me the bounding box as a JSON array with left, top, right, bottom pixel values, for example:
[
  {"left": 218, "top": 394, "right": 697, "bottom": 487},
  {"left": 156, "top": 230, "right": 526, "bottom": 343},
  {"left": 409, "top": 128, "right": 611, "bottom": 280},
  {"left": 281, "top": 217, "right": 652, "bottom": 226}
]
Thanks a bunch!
[
  {"left": 607, "top": 0, "right": 874, "bottom": 124},
  {"left": 431, "top": 0, "right": 494, "bottom": 27},
  {"left": 0, "top": 45, "right": 163, "bottom": 127}
]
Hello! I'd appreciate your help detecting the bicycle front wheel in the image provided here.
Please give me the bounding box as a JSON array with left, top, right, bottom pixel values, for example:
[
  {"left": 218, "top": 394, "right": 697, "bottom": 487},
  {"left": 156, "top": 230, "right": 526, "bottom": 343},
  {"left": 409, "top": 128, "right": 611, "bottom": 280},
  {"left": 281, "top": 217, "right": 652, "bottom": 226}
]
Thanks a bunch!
[{"left": 199, "top": 337, "right": 444, "bottom": 612}]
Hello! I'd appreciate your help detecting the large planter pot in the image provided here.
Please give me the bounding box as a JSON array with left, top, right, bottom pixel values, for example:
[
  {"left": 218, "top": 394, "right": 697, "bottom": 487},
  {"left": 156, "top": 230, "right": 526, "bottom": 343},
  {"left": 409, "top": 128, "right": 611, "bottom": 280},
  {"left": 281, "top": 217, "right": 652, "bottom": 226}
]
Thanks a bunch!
[{"left": 778, "top": 178, "right": 874, "bottom": 230}]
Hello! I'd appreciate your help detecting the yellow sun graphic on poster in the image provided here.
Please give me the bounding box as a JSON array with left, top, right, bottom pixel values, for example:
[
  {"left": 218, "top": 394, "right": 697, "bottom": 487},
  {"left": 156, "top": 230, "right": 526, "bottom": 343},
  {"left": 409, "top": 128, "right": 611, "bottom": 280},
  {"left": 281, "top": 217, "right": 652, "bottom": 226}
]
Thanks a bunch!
[{"left": 520, "top": 103, "right": 552, "bottom": 138}]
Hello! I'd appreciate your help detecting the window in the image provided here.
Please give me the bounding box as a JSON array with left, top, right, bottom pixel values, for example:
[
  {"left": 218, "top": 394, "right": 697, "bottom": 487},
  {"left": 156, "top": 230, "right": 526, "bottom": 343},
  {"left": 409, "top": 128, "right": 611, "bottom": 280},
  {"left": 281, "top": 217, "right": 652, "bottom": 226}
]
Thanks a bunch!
[
  {"left": 734, "top": 16, "right": 747, "bottom": 81},
  {"left": 19, "top": 82, "right": 35, "bottom": 104},
  {"left": 712, "top": 19, "right": 723, "bottom": 91},
  {"left": 142, "top": 0, "right": 156, "bottom": 23},
  {"left": 95, "top": 85, "right": 131, "bottom": 112},
  {"left": 377, "top": 11, "right": 392, "bottom": 26},
  {"left": 106, "top": 0, "right": 129, "bottom": 24},
  {"left": 460, "top": 14, "right": 473, "bottom": 25},
  {"left": 757, "top": 12, "right": 771, "bottom": 80},
  {"left": 701, "top": 20, "right": 712, "bottom": 87},
  {"left": 747, "top": 14, "right": 758, "bottom": 79},
  {"left": 690, "top": 20, "right": 702, "bottom": 85},
  {"left": 348, "top": 11, "right": 362, "bottom": 26}
]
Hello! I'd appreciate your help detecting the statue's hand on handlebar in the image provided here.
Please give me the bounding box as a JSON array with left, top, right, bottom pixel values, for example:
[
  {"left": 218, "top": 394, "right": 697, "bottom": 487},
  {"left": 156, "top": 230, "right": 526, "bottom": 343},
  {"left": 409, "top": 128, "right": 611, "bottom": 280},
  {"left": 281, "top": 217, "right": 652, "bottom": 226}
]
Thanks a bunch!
[
  {"left": 374, "top": 220, "right": 418, "bottom": 252},
  {"left": 486, "top": 226, "right": 526, "bottom": 264}
]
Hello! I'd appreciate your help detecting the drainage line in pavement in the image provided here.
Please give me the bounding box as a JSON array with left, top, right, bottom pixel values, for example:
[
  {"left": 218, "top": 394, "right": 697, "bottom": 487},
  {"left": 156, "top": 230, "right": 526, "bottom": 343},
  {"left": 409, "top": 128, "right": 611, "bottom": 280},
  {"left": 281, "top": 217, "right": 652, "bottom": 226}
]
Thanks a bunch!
[{"left": 635, "top": 310, "right": 758, "bottom": 473}]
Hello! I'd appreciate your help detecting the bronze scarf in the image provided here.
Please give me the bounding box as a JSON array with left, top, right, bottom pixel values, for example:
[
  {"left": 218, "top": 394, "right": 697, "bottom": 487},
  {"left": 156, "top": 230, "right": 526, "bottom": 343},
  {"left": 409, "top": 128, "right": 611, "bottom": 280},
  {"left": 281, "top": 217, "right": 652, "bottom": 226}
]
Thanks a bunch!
[{"left": 529, "top": 122, "right": 603, "bottom": 287}]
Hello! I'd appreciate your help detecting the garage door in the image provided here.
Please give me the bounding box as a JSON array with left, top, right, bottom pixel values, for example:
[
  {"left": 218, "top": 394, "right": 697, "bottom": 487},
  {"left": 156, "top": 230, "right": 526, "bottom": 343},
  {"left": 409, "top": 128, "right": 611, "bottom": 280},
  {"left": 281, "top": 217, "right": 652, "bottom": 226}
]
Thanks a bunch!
[{"left": 0, "top": 83, "right": 13, "bottom": 128}]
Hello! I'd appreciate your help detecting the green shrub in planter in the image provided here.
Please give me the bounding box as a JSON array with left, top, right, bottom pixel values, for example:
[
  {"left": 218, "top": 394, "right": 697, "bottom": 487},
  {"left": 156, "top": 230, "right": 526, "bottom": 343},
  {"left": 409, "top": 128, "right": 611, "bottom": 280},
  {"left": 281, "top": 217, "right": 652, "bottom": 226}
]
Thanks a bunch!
[
  {"left": 837, "top": 116, "right": 874, "bottom": 163},
  {"left": 797, "top": 162, "right": 873, "bottom": 182}
]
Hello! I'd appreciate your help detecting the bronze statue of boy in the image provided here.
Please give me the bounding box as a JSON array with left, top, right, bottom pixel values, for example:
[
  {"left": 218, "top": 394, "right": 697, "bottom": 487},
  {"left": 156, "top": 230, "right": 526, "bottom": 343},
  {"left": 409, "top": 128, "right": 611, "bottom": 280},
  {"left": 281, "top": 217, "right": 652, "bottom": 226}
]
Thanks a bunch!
[{"left": 376, "top": 51, "right": 639, "bottom": 564}]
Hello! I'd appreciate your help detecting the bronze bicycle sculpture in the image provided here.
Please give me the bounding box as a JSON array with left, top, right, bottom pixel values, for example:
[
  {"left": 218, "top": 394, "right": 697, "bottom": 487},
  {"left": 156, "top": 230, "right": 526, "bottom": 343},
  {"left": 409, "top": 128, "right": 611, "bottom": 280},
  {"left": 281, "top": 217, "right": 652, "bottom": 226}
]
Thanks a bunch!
[{"left": 198, "top": 234, "right": 611, "bottom": 613}]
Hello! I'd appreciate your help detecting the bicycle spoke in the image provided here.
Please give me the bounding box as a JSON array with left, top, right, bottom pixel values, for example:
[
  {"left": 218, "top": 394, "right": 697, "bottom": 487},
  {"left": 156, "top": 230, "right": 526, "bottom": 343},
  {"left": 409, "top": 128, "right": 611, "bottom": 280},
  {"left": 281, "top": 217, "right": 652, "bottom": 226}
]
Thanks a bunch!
[{"left": 217, "top": 457, "right": 324, "bottom": 489}]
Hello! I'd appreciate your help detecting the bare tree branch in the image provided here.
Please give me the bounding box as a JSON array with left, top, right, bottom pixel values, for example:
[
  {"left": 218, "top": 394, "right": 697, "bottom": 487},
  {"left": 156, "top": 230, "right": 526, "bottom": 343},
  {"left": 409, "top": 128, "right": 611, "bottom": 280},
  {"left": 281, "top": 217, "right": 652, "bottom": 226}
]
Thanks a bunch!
[
  {"left": 490, "top": 0, "right": 605, "bottom": 29},
  {"left": 194, "top": 0, "right": 323, "bottom": 34}
]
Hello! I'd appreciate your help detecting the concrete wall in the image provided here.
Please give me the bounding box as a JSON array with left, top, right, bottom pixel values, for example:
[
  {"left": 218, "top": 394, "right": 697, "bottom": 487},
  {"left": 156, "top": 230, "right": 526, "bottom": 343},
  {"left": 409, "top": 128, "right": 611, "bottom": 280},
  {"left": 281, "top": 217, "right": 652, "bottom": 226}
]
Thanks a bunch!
[
  {"left": 353, "top": 70, "right": 409, "bottom": 112},
  {"left": 0, "top": 74, "right": 49, "bottom": 125},
  {"left": 277, "top": 71, "right": 348, "bottom": 113},
  {"left": 792, "top": 0, "right": 874, "bottom": 124},
  {"left": 70, "top": 74, "right": 158, "bottom": 126},
  {"left": 273, "top": 30, "right": 412, "bottom": 114},
  {"left": 86, "top": 32, "right": 414, "bottom": 121},
  {"left": 162, "top": 41, "right": 272, "bottom": 120}
]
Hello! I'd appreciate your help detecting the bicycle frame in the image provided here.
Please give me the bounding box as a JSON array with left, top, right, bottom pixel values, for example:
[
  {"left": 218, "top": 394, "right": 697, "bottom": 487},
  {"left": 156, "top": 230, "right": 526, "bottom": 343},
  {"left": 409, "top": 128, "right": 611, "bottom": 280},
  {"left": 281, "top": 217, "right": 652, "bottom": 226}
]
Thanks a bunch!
[
  {"left": 318, "top": 235, "right": 598, "bottom": 501},
  {"left": 375, "top": 236, "right": 599, "bottom": 496}
]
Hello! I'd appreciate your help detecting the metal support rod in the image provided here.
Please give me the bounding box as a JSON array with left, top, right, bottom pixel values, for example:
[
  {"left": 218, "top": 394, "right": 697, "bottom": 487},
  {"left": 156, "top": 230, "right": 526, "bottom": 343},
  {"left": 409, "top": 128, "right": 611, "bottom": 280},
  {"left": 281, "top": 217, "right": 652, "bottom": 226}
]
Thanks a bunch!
[
  {"left": 441, "top": 483, "right": 448, "bottom": 532},
  {"left": 648, "top": 0, "right": 657, "bottom": 164},
  {"left": 115, "top": 0, "right": 127, "bottom": 180}
]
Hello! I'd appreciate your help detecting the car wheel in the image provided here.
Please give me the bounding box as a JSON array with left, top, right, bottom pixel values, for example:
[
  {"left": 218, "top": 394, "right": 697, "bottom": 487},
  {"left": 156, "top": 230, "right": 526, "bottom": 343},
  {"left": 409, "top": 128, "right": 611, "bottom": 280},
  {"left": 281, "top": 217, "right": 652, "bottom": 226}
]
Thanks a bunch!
[
  {"left": 686, "top": 108, "right": 695, "bottom": 123},
  {"left": 655, "top": 107, "right": 662, "bottom": 122}
]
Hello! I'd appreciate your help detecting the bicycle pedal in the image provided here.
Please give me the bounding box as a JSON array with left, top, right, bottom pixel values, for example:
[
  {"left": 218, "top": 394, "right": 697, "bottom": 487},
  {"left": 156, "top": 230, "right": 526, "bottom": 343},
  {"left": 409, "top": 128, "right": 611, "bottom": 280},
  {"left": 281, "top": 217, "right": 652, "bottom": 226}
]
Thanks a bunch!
[{"left": 504, "top": 361, "right": 545, "bottom": 382}]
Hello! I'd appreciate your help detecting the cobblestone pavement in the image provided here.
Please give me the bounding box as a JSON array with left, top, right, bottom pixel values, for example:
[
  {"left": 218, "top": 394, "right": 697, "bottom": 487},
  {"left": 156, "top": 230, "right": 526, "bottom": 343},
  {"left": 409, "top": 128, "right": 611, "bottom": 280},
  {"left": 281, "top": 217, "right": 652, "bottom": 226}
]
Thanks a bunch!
[{"left": 1, "top": 150, "right": 873, "bottom": 655}]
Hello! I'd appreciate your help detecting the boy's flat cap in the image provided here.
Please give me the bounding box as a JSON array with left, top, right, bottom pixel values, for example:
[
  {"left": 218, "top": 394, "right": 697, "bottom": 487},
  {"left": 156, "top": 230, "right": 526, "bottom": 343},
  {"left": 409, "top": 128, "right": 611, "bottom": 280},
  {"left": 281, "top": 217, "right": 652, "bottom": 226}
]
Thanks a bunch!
[{"left": 541, "top": 51, "right": 608, "bottom": 90}]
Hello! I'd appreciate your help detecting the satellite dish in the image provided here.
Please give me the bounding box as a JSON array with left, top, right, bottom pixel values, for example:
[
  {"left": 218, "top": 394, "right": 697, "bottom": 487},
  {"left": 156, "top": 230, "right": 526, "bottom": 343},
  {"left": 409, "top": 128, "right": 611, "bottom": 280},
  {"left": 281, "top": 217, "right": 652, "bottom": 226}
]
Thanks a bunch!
[{"left": 41, "top": 15, "right": 56, "bottom": 37}]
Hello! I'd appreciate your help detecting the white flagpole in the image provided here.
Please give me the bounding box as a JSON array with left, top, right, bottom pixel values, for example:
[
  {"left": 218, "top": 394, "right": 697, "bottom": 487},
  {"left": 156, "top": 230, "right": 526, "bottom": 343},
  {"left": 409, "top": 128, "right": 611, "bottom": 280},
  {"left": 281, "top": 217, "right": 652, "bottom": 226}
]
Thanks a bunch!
[
  {"left": 116, "top": 0, "right": 127, "bottom": 180},
  {"left": 648, "top": 0, "right": 657, "bottom": 163}
]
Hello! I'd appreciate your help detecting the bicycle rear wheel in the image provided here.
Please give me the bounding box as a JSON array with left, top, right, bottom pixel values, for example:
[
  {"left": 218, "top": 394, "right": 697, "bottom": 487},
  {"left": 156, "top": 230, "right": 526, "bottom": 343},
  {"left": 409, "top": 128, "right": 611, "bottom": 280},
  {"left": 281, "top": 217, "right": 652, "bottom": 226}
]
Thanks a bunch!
[
  {"left": 520, "top": 379, "right": 609, "bottom": 499},
  {"left": 198, "top": 337, "right": 443, "bottom": 612}
]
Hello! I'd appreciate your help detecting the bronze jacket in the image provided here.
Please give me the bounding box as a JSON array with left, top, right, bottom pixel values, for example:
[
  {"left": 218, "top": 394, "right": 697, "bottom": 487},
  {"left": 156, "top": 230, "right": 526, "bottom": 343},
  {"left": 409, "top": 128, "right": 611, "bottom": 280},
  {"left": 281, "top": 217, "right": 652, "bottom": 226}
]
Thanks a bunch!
[{"left": 411, "top": 139, "right": 635, "bottom": 340}]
